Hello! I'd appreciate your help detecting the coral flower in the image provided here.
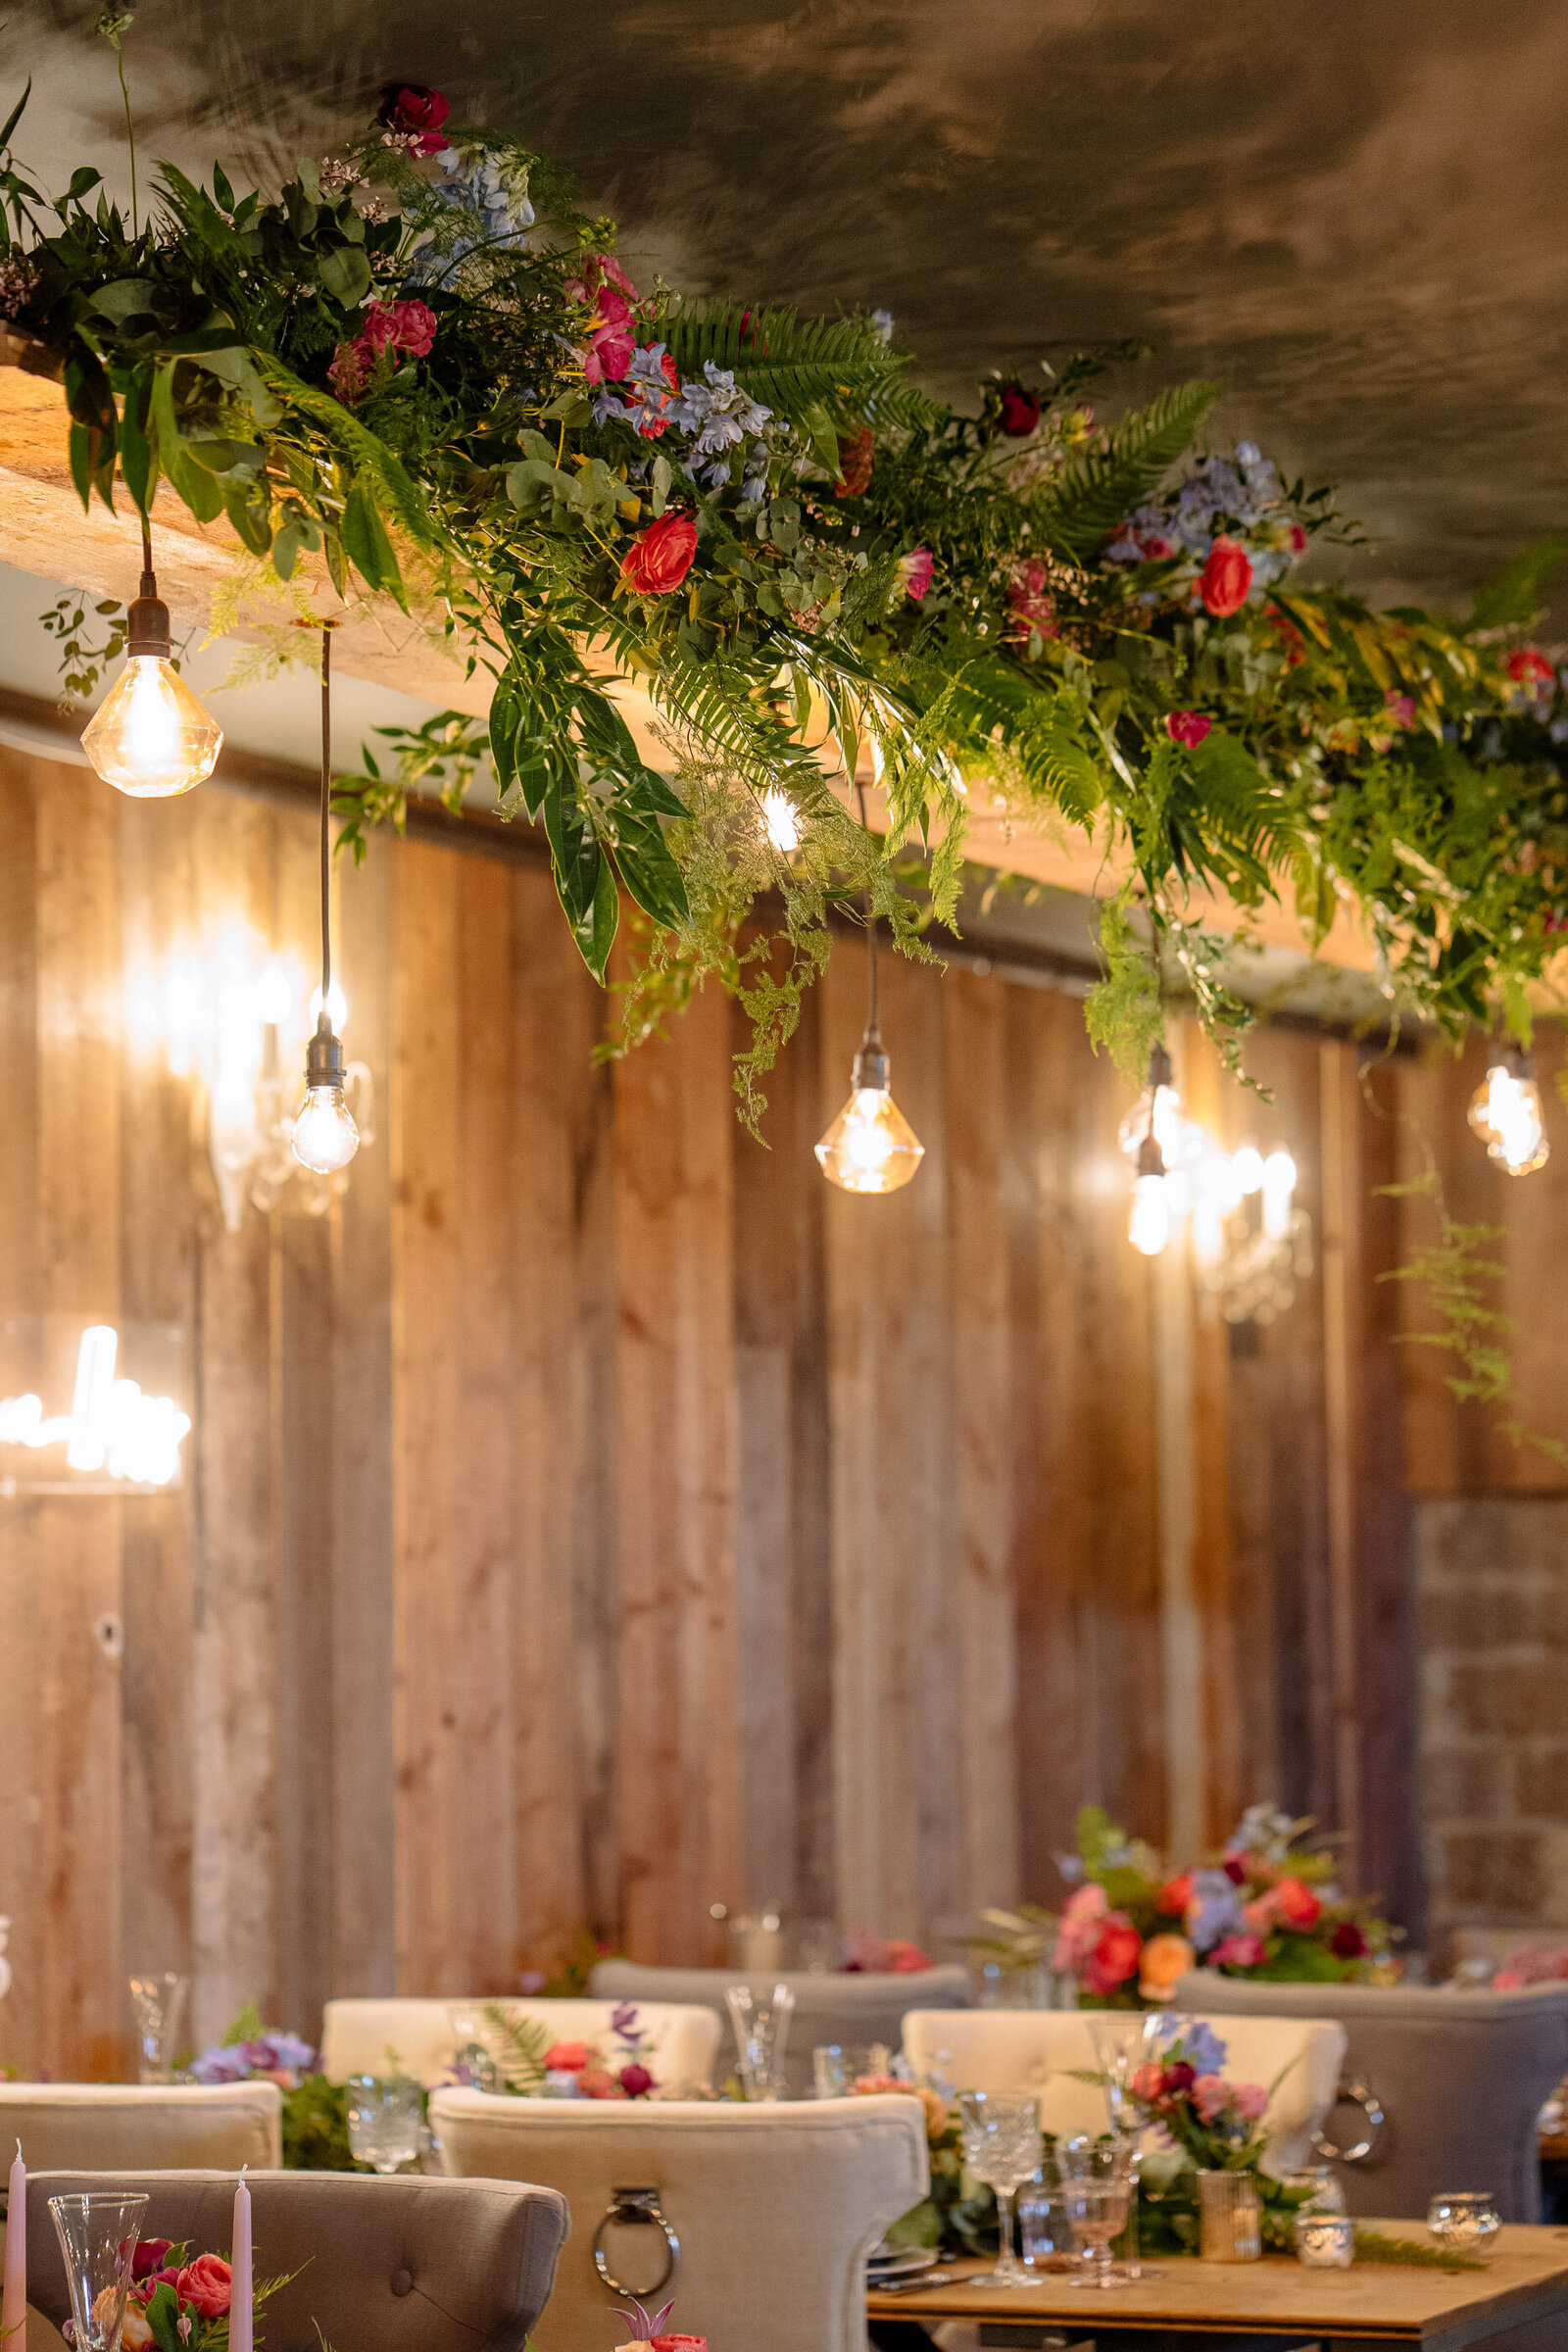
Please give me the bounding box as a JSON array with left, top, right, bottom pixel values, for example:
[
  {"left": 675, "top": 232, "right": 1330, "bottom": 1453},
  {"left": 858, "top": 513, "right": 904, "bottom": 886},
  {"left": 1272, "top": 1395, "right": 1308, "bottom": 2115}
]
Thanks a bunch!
[
  {"left": 544, "top": 2039, "right": 594, "bottom": 2073},
  {"left": 1139, "top": 1932, "right": 1197, "bottom": 2001},
  {"left": 834, "top": 425, "right": 874, "bottom": 498},
  {"left": 1198, "top": 535, "right": 1253, "bottom": 616},
  {"left": 175, "top": 2257, "right": 232, "bottom": 2321},
  {"left": 620, "top": 511, "right": 699, "bottom": 594},
  {"left": 1507, "top": 647, "right": 1555, "bottom": 685}
]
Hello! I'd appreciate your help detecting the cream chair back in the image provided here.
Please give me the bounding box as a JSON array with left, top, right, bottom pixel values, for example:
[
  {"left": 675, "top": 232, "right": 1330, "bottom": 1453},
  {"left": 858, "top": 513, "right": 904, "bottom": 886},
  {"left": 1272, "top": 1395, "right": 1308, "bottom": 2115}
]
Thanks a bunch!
[
  {"left": 319, "top": 1997, "right": 720, "bottom": 2093},
  {"left": 902, "top": 2008, "right": 1345, "bottom": 2174},
  {"left": 0, "top": 2082, "right": 282, "bottom": 2171},
  {"left": 431, "top": 2086, "right": 928, "bottom": 2352}
]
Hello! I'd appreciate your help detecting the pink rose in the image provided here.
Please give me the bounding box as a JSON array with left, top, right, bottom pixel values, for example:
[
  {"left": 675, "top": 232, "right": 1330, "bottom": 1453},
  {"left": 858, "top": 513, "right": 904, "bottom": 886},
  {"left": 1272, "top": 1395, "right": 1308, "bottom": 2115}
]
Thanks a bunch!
[
  {"left": 1209, "top": 1932, "right": 1267, "bottom": 1969},
  {"left": 884, "top": 1937, "right": 933, "bottom": 1974},
  {"left": 1198, "top": 535, "right": 1252, "bottom": 617},
  {"left": 1233, "top": 2082, "right": 1268, "bottom": 2121},
  {"left": 1383, "top": 689, "right": 1415, "bottom": 729},
  {"left": 1130, "top": 2061, "right": 1164, "bottom": 2102},
  {"left": 1192, "top": 2073, "right": 1230, "bottom": 2124},
  {"left": 175, "top": 2257, "right": 231, "bottom": 2321},
  {"left": 1164, "top": 710, "right": 1211, "bottom": 749},
  {"left": 363, "top": 299, "right": 437, "bottom": 359},
  {"left": 1052, "top": 1881, "right": 1108, "bottom": 1972},
  {"left": 898, "top": 546, "right": 934, "bottom": 601}
]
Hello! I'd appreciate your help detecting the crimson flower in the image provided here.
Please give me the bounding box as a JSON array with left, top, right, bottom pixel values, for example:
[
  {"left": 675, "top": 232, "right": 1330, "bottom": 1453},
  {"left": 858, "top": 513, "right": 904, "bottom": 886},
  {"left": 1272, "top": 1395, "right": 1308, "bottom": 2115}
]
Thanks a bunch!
[
  {"left": 377, "top": 83, "right": 450, "bottom": 156},
  {"left": 620, "top": 511, "right": 699, "bottom": 595},
  {"left": 1164, "top": 711, "right": 1211, "bottom": 749},
  {"left": 997, "top": 383, "right": 1041, "bottom": 436}
]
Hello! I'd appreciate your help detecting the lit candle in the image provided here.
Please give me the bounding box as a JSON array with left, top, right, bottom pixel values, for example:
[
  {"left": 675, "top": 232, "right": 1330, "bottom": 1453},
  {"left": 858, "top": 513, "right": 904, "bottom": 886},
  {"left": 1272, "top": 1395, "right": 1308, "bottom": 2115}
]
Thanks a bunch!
[
  {"left": 229, "top": 2171, "right": 251, "bottom": 2352},
  {"left": 2, "top": 2140, "right": 24, "bottom": 2352}
]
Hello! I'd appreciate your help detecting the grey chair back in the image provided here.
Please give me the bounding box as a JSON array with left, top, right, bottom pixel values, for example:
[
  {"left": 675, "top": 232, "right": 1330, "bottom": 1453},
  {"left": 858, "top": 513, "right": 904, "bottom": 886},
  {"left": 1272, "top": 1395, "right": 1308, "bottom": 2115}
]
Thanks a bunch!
[
  {"left": 589, "top": 1961, "right": 971, "bottom": 2099},
  {"left": 1174, "top": 1971, "right": 1568, "bottom": 2223},
  {"left": 24, "top": 2171, "right": 568, "bottom": 2352}
]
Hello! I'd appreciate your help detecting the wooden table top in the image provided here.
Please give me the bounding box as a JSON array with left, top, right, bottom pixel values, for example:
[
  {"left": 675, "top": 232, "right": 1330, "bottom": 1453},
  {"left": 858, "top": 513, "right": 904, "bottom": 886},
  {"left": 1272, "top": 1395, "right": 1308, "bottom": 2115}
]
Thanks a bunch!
[{"left": 865, "top": 2223, "right": 1568, "bottom": 2342}]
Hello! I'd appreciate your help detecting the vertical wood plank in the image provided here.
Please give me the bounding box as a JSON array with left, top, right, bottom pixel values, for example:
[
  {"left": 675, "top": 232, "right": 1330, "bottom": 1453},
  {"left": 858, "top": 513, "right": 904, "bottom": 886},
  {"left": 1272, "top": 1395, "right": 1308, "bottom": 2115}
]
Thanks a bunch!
[
  {"left": 614, "top": 977, "right": 740, "bottom": 1962},
  {"left": 391, "top": 840, "right": 463, "bottom": 1991},
  {"left": 945, "top": 970, "right": 1018, "bottom": 1912},
  {"left": 35, "top": 752, "right": 125, "bottom": 2077},
  {"left": 330, "top": 829, "right": 396, "bottom": 1997}
]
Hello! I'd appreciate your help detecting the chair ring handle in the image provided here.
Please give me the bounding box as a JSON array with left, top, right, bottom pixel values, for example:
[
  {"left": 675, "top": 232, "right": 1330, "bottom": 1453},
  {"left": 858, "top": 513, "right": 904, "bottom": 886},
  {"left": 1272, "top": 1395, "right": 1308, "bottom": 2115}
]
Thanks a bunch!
[
  {"left": 1312, "top": 2077, "right": 1386, "bottom": 2165},
  {"left": 593, "top": 2187, "right": 680, "bottom": 2300}
]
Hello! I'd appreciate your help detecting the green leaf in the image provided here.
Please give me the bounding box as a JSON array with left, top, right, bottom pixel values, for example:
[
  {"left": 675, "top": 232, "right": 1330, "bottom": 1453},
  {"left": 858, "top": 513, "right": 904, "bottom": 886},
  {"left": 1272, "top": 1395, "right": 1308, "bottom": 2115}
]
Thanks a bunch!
[
  {"left": 118, "top": 367, "right": 156, "bottom": 513},
  {"left": 341, "top": 477, "right": 403, "bottom": 600},
  {"left": 1032, "top": 379, "right": 1221, "bottom": 560},
  {"left": 1467, "top": 534, "right": 1568, "bottom": 635},
  {"left": 145, "top": 2285, "right": 181, "bottom": 2352},
  {"left": 611, "top": 798, "right": 689, "bottom": 929},
  {"left": 222, "top": 477, "right": 272, "bottom": 556},
  {"left": 318, "top": 238, "right": 371, "bottom": 310},
  {"left": 545, "top": 773, "right": 617, "bottom": 980},
  {"left": 488, "top": 665, "right": 526, "bottom": 795},
  {"left": 86, "top": 276, "right": 157, "bottom": 322}
]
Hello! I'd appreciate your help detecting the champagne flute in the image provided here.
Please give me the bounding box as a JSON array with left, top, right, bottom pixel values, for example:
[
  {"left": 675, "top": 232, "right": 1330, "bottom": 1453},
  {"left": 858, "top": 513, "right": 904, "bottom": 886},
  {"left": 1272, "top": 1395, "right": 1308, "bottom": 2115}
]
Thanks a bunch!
[
  {"left": 49, "top": 2193, "right": 149, "bottom": 2352},
  {"left": 958, "top": 2090, "right": 1041, "bottom": 2288}
]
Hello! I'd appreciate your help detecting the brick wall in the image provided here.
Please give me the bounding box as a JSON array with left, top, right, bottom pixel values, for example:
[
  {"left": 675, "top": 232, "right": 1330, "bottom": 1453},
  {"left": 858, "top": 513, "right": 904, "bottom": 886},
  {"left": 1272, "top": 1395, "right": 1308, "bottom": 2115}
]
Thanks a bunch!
[{"left": 1419, "top": 1497, "right": 1568, "bottom": 1949}]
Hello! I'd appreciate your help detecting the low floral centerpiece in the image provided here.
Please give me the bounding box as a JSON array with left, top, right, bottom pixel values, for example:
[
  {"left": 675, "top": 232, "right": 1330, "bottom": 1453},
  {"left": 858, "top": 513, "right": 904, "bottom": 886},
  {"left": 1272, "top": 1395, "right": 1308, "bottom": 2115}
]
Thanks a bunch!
[
  {"left": 611, "top": 2294, "right": 706, "bottom": 2352},
  {"left": 1053, "top": 1804, "right": 1394, "bottom": 2007},
  {"left": 68, "top": 2236, "right": 287, "bottom": 2352},
  {"left": 1122, "top": 2015, "right": 1310, "bottom": 2255},
  {"left": 465, "top": 1999, "right": 668, "bottom": 2099}
]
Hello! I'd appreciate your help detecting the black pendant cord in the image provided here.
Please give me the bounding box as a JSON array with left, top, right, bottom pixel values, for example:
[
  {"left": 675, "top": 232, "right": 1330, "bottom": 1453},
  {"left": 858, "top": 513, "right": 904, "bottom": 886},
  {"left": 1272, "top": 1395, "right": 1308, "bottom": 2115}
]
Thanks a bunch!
[
  {"left": 318, "top": 624, "right": 332, "bottom": 1010},
  {"left": 139, "top": 514, "right": 156, "bottom": 603}
]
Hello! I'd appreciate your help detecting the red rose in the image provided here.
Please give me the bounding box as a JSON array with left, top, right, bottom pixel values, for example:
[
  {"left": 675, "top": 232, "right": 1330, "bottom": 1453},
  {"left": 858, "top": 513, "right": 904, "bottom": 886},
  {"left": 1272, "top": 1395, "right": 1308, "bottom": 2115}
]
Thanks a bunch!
[
  {"left": 620, "top": 510, "right": 699, "bottom": 595},
  {"left": 1164, "top": 711, "right": 1211, "bottom": 749},
  {"left": 1273, "top": 1876, "right": 1322, "bottom": 1931},
  {"left": 175, "top": 2257, "right": 231, "bottom": 2321},
  {"left": 1156, "top": 1874, "right": 1193, "bottom": 1917},
  {"left": 1083, "top": 1919, "right": 1143, "bottom": 1993},
  {"left": 618, "top": 2062, "right": 654, "bottom": 2096},
  {"left": 130, "top": 2242, "right": 173, "bottom": 2283},
  {"left": 1223, "top": 1855, "right": 1249, "bottom": 1886},
  {"left": 997, "top": 384, "right": 1041, "bottom": 437},
  {"left": 1199, "top": 536, "right": 1252, "bottom": 616},
  {"left": 1331, "top": 1920, "right": 1368, "bottom": 1961},
  {"left": 1161, "top": 2062, "right": 1196, "bottom": 2095},
  {"left": 1507, "top": 647, "right": 1555, "bottom": 685},
  {"left": 1287, "top": 522, "right": 1307, "bottom": 553},
  {"left": 378, "top": 83, "right": 451, "bottom": 156},
  {"left": 834, "top": 425, "right": 874, "bottom": 499}
]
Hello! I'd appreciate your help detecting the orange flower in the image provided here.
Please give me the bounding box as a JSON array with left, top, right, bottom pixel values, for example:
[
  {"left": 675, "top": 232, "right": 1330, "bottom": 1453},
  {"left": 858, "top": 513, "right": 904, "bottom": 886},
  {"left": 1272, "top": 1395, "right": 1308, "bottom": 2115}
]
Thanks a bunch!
[{"left": 1139, "top": 1933, "right": 1197, "bottom": 2000}]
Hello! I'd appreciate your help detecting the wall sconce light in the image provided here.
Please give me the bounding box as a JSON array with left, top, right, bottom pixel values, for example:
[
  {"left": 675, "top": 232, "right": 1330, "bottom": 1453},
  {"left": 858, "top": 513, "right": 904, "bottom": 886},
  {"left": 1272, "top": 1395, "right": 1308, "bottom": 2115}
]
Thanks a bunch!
[{"left": 0, "top": 1320, "right": 190, "bottom": 1491}]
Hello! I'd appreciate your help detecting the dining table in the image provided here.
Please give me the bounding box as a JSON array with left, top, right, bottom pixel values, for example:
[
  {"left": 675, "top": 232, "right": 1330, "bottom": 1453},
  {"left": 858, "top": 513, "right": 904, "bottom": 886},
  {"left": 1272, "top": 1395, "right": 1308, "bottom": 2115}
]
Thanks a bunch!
[{"left": 865, "top": 2221, "right": 1568, "bottom": 2352}]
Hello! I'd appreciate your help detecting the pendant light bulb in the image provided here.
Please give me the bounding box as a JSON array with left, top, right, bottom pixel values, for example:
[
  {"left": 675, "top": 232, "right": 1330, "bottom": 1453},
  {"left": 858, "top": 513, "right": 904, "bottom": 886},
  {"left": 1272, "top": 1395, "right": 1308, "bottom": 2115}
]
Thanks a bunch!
[
  {"left": 1129, "top": 1127, "right": 1169, "bottom": 1256},
  {"left": 80, "top": 533, "right": 221, "bottom": 798},
  {"left": 815, "top": 1028, "right": 924, "bottom": 1195},
  {"left": 292, "top": 1017, "right": 359, "bottom": 1174},
  {"left": 1468, "top": 1047, "right": 1549, "bottom": 1176}
]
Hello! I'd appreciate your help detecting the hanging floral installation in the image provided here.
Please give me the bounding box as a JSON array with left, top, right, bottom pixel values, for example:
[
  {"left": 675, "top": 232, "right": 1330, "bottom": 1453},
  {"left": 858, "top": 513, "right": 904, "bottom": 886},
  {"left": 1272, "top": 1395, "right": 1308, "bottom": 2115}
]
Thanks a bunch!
[{"left": 1, "top": 57, "right": 1566, "bottom": 1120}]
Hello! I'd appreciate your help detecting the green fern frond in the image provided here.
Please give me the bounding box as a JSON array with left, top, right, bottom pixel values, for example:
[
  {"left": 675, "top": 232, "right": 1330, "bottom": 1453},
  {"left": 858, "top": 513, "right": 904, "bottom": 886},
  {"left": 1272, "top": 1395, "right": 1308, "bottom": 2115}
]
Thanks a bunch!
[
  {"left": 654, "top": 298, "right": 913, "bottom": 430},
  {"left": 1031, "top": 379, "right": 1220, "bottom": 560},
  {"left": 481, "top": 2002, "right": 552, "bottom": 2094}
]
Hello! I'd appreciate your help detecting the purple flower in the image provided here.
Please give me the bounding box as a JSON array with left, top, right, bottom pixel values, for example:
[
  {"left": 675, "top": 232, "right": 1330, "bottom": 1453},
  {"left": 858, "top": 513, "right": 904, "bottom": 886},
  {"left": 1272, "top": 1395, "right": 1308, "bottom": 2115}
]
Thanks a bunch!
[
  {"left": 190, "top": 2042, "right": 253, "bottom": 2084},
  {"left": 611, "top": 2002, "right": 641, "bottom": 2041}
]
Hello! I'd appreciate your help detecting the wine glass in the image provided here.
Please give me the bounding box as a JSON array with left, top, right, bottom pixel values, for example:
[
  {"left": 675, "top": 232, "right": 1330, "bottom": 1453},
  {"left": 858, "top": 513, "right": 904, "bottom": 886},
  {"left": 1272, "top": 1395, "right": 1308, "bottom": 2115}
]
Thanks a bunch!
[
  {"left": 724, "top": 1984, "right": 795, "bottom": 2100},
  {"left": 1060, "top": 2136, "right": 1133, "bottom": 2290},
  {"left": 127, "top": 1977, "right": 188, "bottom": 2085},
  {"left": 1087, "top": 2014, "right": 1155, "bottom": 2277},
  {"left": 49, "top": 2193, "right": 149, "bottom": 2352},
  {"left": 957, "top": 2090, "right": 1041, "bottom": 2288},
  {"left": 345, "top": 2075, "right": 423, "bottom": 2173}
]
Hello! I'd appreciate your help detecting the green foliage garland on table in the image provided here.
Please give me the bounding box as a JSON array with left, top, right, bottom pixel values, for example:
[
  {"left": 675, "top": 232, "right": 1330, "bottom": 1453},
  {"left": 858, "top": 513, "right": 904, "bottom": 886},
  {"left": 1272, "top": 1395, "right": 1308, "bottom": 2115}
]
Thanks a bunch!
[{"left": 1, "top": 55, "right": 1566, "bottom": 1115}]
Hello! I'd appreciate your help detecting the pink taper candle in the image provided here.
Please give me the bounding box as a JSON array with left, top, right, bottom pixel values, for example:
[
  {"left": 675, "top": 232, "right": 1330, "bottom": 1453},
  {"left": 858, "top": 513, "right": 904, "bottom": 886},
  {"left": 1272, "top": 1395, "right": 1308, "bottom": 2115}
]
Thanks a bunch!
[
  {"left": 229, "top": 2170, "right": 252, "bottom": 2352},
  {"left": 2, "top": 2139, "right": 24, "bottom": 2352}
]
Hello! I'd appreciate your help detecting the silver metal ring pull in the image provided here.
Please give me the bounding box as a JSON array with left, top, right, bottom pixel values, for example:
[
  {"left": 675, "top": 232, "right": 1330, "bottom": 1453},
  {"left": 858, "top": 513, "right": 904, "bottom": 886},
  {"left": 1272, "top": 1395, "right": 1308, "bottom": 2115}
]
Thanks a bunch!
[
  {"left": 1311, "top": 2076, "right": 1386, "bottom": 2165},
  {"left": 593, "top": 2185, "right": 680, "bottom": 2301}
]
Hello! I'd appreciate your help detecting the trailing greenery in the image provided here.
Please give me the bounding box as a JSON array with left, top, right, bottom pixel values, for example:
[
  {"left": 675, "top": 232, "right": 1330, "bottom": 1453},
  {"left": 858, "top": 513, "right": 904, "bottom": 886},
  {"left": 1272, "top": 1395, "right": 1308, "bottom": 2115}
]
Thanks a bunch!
[
  {"left": 3, "top": 42, "right": 1567, "bottom": 1116},
  {"left": 1352, "top": 2228, "right": 1485, "bottom": 2273}
]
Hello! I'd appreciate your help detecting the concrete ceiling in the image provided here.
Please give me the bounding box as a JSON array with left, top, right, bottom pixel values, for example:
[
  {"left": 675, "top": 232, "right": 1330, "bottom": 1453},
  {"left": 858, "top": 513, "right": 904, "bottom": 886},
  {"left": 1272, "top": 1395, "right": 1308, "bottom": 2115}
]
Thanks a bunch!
[{"left": 13, "top": 0, "right": 1568, "bottom": 626}]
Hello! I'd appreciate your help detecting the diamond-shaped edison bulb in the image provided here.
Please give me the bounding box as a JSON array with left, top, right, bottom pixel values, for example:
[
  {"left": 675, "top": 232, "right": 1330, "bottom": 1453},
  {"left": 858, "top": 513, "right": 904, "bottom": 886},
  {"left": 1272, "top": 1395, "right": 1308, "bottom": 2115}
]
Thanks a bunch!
[
  {"left": 816, "top": 1030, "right": 924, "bottom": 1196},
  {"left": 81, "top": 655, "right": 223, "bottom": 798}
]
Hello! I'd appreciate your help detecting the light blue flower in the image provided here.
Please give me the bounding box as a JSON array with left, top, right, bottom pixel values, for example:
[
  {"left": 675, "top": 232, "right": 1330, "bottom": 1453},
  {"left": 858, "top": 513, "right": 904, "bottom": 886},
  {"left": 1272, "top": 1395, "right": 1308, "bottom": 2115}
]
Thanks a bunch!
[
  {"left": 870, "top": 308, "right": 895, "bottom": 344},
  {"left": 1187, "top": 1868, "right": 1246, "bottom": 1954}
]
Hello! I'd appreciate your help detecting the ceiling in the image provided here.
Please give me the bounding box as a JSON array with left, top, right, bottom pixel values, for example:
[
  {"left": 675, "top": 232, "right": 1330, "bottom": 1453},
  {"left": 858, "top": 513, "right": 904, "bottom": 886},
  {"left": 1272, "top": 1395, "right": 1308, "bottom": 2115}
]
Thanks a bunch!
[{"left": 13, "top": 0, "right": 1568, "bottom": 625}]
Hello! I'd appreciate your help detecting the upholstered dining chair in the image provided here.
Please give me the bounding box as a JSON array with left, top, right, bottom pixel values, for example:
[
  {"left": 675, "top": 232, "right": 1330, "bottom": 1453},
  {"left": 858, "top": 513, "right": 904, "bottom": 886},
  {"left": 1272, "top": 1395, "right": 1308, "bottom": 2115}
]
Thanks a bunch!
[
  {"left": 23, "top": 2169, "right": 567, "bottom": 2352},
  {"left": 318, "top": 1996, "right": 720, "bottom": 2093},
  {"left": 432, "top": 2084, "right": 928, "bottom": 2352},
  {"left": 0, "top": 2082, "right": 282, "bottom": 2172},
  {"left": 1175, "top": 1971, "right": 1568, "bottom": 2223},
  {"left": 588, "top": 1961, "right": 972, "bottom": 2099},
  {"left": 901, "top": 2006, "right": 1345, "bottom": 2175}
]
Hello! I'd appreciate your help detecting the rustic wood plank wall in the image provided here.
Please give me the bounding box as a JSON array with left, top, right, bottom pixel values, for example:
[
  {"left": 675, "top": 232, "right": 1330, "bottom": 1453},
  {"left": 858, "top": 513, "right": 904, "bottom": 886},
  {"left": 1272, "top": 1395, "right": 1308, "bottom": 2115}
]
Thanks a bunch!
[{"left": 0, "top": 736, "right": 1446, "bottom": 2076}]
